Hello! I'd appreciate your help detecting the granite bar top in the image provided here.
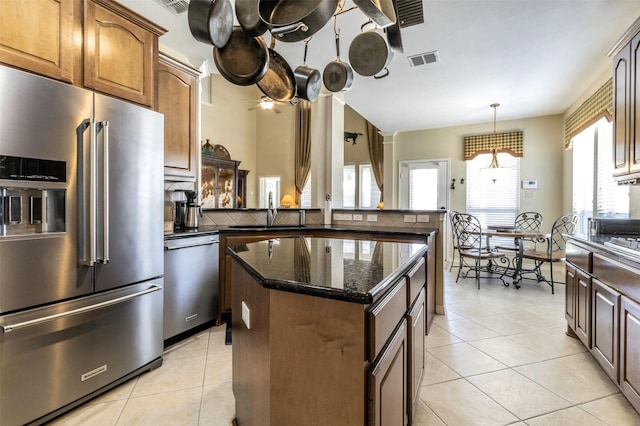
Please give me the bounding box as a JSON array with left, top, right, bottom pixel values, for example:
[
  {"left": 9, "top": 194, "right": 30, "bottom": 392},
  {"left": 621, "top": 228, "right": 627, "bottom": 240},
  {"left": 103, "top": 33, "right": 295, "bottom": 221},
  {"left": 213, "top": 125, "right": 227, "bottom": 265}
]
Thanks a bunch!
[
  {"left": 227, "top": 236, "right": 428, "bottom": 305},
  {"left": 165, "top": 224, "right": 437, "bottom": 239}
]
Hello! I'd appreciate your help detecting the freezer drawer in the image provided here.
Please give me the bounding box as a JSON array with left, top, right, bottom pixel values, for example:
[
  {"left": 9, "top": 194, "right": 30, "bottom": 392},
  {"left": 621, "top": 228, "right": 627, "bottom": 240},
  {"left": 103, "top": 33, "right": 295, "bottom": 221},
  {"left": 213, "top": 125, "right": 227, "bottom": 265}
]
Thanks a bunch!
[
  {"left": 0, "top": 280, "right": 164, "bottom": 426},
  {"left": 164, "top": 234, "right": 219, "bottom": 340}
]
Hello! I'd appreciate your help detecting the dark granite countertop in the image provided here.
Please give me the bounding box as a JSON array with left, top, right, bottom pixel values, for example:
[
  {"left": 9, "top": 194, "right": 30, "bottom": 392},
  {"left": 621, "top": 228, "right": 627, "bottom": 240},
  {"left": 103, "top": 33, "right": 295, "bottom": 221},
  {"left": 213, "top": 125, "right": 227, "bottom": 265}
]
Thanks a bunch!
[
  {"left": 567, "top": 233, "right": 640, "bottom": 266},
  {"left": 165, "top": 224, "right": 437, "bottom": 239},
  {"left": 227, "top": 236, "right": 428, "bottom": 305}
]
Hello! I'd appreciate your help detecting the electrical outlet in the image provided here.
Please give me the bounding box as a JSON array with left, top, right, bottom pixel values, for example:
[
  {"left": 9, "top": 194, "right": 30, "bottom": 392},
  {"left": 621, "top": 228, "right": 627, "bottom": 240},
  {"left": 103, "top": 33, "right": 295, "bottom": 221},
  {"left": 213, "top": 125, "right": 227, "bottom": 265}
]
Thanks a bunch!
[
  {"left": 367, "top": 214, "right": 378, "bottom": 222},
  {"left": 353, "top": 214, "right": 363, "bottom": 221},
  {"left": 404, "top": 215, "right": 417, "bottom": 223},
  {"left": 417, "top": 215, "right": 430, "bottom": 223},
  {"left": 333, "top": 213, "right": 352, "bottom": 221},
  {"left": 242, "top": 301, "right": 251, "bottom": 330}
]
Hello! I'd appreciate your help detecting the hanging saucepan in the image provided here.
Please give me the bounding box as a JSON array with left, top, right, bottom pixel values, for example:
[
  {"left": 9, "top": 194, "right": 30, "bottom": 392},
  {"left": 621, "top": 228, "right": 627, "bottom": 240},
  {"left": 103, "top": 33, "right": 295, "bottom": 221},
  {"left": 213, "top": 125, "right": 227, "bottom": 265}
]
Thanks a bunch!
[
  {"left": 294, "top": 39, "right": 322, "bottom": 102},
  {"left": 188, "top": 0, "right": 234, "bottom": 48},
  {"left": 385, "top": 0, "right": 403, "bottom": 53},
  {"left": 257, "top": 38, "right": 296, "bottom": 102},
  {"left": 213, "top": 27, "right": 269, "bottom": 86},
  {"left": 258, "top": 0, "right": 339, "bottom": 43},
  {"left": 348, "top": 21, "right": 394, "bottom": 79},
  {"left": 322, "top": 19, "right": 353, "bottom": 93},
  {"left": 235, "top": 0, "right": 268, "bottom": 37}
]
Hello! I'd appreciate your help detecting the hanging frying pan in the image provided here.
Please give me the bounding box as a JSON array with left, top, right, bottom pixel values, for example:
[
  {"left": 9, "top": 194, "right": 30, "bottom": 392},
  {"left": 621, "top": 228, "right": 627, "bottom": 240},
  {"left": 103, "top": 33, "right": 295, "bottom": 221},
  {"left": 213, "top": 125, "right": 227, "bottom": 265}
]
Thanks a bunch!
[
  {"left": 294, "top": 39, "right": 322, "bottom": 102},
  {"left": 322, "top": 19, "right": 353, "bottom": 93},
  {"left": 235, "top": 0, "right": 268, "bottom": 36},
  {"left": 258, "top": 0, "right": 339, "bottom": 43},
  {"left": 188, "top": 0, "right": 234, "bottom": 48},
  {"left": 257, "top": 38, "right": 297, "bottom": 102},
  {"left": 213, "top": 27, "right": 269, "bottom": 86}
]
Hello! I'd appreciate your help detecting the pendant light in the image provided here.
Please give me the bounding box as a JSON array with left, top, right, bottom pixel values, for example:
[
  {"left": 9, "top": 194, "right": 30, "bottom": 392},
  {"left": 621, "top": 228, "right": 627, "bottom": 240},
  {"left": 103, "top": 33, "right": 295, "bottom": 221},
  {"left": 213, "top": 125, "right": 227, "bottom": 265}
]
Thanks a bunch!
[{"left": 483, "top": 103, "right": 503, "bottom": 183}]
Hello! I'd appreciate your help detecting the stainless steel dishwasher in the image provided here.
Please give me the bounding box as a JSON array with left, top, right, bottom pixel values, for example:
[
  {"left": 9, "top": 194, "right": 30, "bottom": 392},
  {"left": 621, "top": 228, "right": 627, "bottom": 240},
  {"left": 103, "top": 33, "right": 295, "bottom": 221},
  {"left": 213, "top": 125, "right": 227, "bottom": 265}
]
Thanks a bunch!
[{"left": 163, "top": 233, "right": 219, "bottom": 340}]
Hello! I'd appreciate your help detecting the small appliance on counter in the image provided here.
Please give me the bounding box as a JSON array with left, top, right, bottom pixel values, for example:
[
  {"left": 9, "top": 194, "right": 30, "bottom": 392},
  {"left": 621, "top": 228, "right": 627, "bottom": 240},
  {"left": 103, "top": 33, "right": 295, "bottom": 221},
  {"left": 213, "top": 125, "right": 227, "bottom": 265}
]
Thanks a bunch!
[
  {"left": 174, "top": 199, "right": 187, "bottom": 230},
  {"left": 184, "top": 190, "right": 203, "bottom": 229}
]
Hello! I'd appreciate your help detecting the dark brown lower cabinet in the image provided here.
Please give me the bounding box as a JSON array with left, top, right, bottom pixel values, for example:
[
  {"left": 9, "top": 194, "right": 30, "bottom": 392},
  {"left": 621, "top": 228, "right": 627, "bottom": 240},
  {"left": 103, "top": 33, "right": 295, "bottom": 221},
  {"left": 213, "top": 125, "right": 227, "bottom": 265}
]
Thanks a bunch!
[
  {"left": 368, "top": 319, "right": 408, "bottom": 426},
  {"left": 621, "top": 296, "right": 640, "bottom": 412},
  {"left": 591, "top": 278, "right": 620, "bottom": 382},
  {"left": 407, "top": 288, "right": 425, "bottom": 423},
  {"left": 575, "top": 268, "right": 592, "bottom": 348}
]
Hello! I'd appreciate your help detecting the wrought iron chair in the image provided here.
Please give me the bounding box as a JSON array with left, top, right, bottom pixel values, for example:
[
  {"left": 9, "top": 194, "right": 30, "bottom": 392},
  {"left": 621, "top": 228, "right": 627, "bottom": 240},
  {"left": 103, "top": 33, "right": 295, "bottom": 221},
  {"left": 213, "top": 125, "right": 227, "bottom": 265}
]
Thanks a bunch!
[
  {"left": 448, "top": 210, "right": 460, "bottom": 272},
  {"left": 451, "top": 212, "right": 509, "bottom": 289},
  {"left": 495, "top": 211, "right": 544, "bottom": 251},
  {"left": 521, "top": 213, "right": 578, "bottom": 294}
]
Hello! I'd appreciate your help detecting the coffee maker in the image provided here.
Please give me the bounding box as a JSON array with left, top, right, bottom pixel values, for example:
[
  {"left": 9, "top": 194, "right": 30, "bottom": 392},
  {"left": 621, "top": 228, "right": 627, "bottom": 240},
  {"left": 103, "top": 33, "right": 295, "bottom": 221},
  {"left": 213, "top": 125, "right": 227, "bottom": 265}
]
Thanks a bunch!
[{"left": 184, "top": 190, "right": 202, "bottom": 229}]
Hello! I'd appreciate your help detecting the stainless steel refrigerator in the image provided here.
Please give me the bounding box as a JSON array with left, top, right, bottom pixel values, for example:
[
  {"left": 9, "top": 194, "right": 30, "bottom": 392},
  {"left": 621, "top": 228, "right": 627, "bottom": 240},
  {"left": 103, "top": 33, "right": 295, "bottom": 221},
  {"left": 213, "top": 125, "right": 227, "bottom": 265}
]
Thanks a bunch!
[{"left": 0, "top": 65, "right": 164, "bottom": 425}]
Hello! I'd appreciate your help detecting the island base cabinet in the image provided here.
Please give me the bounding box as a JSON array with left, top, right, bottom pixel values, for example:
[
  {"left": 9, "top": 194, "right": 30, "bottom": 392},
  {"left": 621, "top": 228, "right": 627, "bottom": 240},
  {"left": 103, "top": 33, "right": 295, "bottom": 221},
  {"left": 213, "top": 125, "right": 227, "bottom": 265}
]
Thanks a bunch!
[
  {"left": 231, "top": 259, "right": 366, "bottom": 426},
  {"left": 621, "top": 296, "right": 640, "bottom": 412},
  {"left": 408, "top": 289, "right": 425, "bottom": 423},
  {"left": 591, "top": 279, "right": 620, "bottom": 383},
  {"left": 368, "top": 319, "right": 408, "bottom": 426}
]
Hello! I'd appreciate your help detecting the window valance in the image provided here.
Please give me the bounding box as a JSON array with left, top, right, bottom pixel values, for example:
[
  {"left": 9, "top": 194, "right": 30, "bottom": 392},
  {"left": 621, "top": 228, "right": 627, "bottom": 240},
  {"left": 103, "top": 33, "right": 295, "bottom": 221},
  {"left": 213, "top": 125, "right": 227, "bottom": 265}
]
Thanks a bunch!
[
  {"left": 564, "top": 78, "right": 613, "bottom": 149},
  {"left": 463, "top": 131, "right": 523, "bottom": 160}
]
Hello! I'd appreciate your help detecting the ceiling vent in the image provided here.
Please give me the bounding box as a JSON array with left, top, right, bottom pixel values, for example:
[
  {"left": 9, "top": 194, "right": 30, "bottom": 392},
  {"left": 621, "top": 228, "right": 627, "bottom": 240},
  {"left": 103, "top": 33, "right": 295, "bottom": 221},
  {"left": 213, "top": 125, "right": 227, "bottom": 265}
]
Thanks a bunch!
[
  {"left": 408, "top": 51, "right": 438, "bottom": 67},
  {"left": 396, "top": 0, "right": 424, "bottom": 28},
  {"left": 153, "top": 0, "right": 190, "bottom": 15}
]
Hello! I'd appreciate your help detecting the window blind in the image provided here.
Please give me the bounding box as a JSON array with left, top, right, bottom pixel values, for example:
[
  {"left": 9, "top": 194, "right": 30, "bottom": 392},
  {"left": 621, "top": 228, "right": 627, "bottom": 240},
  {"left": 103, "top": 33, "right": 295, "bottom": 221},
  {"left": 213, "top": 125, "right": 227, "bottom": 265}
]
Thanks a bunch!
[{"left": 466, "top": 153, "right": 520, "bottom": 228}]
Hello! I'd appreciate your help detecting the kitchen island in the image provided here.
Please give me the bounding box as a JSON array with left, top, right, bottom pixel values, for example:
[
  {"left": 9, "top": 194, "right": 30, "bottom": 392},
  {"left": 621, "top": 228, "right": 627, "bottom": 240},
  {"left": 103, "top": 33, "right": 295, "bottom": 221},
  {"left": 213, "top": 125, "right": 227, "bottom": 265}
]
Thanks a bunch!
[{"left": 227, "top": 236, "right": 429, "bottom": 425}]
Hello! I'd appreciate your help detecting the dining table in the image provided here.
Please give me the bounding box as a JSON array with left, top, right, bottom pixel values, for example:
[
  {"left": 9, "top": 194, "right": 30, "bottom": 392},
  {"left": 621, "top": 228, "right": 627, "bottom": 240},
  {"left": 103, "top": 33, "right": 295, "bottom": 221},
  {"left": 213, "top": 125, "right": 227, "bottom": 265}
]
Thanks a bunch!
[{"left": 483, "top": 226, "right": 550, "bottom": 288}]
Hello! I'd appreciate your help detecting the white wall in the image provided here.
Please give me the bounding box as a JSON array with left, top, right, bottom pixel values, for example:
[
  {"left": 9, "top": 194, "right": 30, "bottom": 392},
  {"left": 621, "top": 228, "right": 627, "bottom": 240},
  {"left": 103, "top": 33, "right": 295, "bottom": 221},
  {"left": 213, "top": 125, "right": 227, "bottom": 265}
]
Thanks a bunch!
[{"left": 392, "top": 115, "right": 565, "bottom": 233}]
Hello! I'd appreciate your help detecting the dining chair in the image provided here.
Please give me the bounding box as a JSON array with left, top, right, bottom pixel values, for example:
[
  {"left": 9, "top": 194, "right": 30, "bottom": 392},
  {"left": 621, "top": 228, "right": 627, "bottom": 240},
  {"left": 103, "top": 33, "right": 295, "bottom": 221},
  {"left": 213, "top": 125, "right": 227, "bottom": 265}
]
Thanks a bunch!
[
  {"left": 448, "top": 210, "right": 460, "bottom": 272},
  {"left": 521, "top": 213, "right": 578, "bottom": 294},
  {"left": 495, "top": 211, "right": 544, "bottom": 252},
  {"left": 451, "top": 212, "right": 508, "bottom": 289}
]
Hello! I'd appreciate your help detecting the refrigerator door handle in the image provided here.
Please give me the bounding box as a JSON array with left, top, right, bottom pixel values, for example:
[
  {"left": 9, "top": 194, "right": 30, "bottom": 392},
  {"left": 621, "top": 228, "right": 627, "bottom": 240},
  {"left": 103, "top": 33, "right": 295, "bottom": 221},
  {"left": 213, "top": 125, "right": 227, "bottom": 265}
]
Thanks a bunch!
[
  {"left": 0, "top": 285, "right": 161, "bottom": 333},
  {"left": 101, "top": 120, "right": 110, "bottom": 264},
  {"left": 83, "top": 117, "right": 98, "bottom": 266}
]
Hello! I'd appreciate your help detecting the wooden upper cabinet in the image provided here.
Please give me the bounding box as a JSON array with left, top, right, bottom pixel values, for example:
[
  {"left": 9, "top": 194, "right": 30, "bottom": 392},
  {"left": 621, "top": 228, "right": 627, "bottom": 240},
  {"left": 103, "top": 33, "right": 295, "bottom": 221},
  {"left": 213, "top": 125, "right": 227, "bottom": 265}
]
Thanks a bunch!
[
  {"left": 158, "top": 54, "right": 200, "bottom": 181},
  {"left": 0, "top": 0, "right": 81, "bottom": 84},
  {"left": 84, "top": 0, "right": 166, "bottom": 107},
  {"left": 613, "top": 45, "right": 630, "bottom": 177}
]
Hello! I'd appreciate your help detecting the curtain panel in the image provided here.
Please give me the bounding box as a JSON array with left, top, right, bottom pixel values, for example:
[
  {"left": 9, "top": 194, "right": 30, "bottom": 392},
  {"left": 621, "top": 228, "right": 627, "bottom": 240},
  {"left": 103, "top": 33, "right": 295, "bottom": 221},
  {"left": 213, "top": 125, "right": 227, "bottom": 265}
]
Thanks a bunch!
[
  {"left": 366, "top": 121, "right": 384, "bottom": 202},
  {"left": 463, "top": 131, "right": 524, "bottom": 160},
  {"left": 564, "top": 78, "right": 613, "bottom": 150},
  {"left": 294, "top": 100, "right": 312, "bottom": 205}
]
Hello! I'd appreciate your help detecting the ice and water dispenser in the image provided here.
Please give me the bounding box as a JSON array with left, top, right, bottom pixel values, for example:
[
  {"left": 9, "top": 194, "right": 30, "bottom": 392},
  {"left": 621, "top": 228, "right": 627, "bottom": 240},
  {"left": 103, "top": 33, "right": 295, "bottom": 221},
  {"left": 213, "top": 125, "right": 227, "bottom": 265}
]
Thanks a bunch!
[{"left": 0, "top": 155, "right": 66, "bottom": 237}]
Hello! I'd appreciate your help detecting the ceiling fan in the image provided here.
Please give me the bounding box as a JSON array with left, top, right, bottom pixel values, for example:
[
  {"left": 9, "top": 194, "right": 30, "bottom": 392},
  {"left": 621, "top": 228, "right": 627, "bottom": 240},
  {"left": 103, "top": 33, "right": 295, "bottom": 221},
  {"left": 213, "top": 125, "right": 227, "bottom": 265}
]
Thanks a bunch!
[{"left": 245, "top": 96, "right": 287, "bottom": 114}]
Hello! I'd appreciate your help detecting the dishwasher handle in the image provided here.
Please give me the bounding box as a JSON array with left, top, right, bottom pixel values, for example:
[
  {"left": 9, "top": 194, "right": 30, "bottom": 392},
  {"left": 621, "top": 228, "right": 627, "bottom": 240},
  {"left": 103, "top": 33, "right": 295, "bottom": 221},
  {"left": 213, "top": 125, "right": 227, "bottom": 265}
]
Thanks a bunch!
[
  {"left": 1, "top": 285, "right": 162, "bottom": 333},
  {"left": 165, "top": 239, "right": 219, "bottom": 251}
]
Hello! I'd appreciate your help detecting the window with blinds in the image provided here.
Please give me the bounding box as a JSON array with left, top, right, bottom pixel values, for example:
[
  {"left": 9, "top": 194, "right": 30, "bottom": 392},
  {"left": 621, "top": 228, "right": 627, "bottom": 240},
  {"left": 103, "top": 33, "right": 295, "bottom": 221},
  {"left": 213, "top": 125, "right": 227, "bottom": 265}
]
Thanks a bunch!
[
  {"left": 466, "top": 152, "right": 520, "bottom": 228},
  {"left": 343, "top": 165, "right": 356, "bottom": 208},
  {"left": 300, "top": 176, "right": 312, "bottom": 208},
  {"left": 572, "top": 117, "right": 628, "bottom": 232},
  {"left": 359, "top": 164, "right": 381, "bottom": 209},
  {"left": 595, "top": 119, "right": 628, "bottom": 218}
]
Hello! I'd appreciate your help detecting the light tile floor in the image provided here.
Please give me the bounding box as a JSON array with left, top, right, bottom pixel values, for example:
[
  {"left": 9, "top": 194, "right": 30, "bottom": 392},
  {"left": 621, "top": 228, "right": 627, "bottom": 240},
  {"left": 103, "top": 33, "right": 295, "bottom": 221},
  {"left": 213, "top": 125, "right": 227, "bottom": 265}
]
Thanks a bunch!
[{"left": 49, "top": 265, "right": 640, "bottom": 425}]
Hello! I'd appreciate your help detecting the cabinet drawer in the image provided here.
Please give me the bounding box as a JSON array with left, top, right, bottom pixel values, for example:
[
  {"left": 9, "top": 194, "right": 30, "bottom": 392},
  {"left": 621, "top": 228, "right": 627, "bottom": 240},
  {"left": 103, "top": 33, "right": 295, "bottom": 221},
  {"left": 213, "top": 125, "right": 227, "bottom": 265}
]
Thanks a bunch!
[
  {"left": 368, "top": 278, "right": 407, "bottom": 362},
  {"left": 566, "top": 242, "right": 593, "bottom": 273},
  {"left": 405, "top": 256, "right": 426, "bottom": 306},
  {"left": 593, "top": 254, "right": 640, "bottom": 302}
]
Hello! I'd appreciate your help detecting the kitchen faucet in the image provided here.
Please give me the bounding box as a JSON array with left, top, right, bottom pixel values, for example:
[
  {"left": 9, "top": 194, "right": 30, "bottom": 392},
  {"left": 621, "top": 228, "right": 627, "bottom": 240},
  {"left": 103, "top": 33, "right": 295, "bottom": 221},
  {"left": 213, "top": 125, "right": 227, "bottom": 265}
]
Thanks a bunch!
[{"left": 267, "top": 191, "right": 277, "bottom": 227}]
